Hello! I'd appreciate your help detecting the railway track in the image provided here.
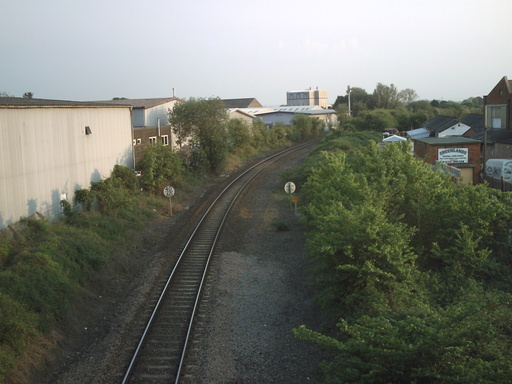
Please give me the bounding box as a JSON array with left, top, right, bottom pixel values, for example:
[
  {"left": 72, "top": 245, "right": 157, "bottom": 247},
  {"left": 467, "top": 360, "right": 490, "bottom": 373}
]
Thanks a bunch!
[{"left": 120, "top": 141, "right": 316, "bottom": 384}]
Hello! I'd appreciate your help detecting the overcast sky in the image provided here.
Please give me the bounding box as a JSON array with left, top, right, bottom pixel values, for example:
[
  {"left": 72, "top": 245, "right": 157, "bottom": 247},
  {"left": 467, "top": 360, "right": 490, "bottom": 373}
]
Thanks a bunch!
[{"left": 2, "top": 0, "right": 512, "bottom": 106}]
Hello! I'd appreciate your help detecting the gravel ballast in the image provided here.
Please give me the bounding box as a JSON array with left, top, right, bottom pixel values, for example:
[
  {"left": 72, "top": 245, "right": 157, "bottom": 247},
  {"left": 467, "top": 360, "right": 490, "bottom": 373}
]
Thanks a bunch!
[
  {"left": 185, "top": 156, "right": 323, "bottom": 383},
  {"left": 28, "top": 149, "right": 324, "bottom": 384}
]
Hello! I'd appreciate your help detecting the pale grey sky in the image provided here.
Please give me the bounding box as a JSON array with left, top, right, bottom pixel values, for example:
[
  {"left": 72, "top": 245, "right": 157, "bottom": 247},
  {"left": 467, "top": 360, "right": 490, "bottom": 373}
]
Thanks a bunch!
[{"left": 2, "top": 0, "right": 512, "bottom": 106}]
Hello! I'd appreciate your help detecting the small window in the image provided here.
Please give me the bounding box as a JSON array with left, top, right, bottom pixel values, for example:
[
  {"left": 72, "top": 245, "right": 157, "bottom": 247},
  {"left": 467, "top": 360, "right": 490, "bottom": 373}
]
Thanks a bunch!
[
  {"left": 149, "top": 136, "right": 157, "bottom": 145},
  {"left": 161, "top": 135, "right": 169, "bottom": 146},
  {"left": 133, "top": 139, "right": 137, "bottom": 145}
]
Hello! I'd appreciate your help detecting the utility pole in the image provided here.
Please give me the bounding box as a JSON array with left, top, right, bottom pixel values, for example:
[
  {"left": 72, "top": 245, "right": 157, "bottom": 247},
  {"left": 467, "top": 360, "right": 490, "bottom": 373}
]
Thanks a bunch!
[{"left": 347, "top": 85, "right": 352, "bottom": 116}]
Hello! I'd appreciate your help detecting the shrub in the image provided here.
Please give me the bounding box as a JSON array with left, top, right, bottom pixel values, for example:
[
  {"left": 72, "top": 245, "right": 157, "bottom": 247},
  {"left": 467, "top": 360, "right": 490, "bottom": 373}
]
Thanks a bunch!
[{"left": 74, "top": 188, "right": 93, "bottom": 211}]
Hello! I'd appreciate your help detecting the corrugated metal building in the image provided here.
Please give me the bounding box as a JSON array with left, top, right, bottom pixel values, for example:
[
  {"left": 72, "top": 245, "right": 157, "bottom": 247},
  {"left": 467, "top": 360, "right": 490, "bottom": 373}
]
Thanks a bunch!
[{"left": 0, "top": 97, "right": 133, "bottom": 229}]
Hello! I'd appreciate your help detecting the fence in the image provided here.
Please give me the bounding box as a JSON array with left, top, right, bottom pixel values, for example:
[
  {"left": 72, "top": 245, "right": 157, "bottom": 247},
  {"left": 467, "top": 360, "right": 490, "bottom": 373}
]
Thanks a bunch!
[{"left": 482, "top": 175, "right": 512, "bottom": 192}]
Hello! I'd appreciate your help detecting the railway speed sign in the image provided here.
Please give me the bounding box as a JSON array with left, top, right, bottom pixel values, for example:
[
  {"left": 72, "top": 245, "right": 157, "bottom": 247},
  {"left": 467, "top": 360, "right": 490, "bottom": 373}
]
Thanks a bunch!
[
  {"left": 284, "top": 181, "right": 296, "bottom": 194},
  {"left": 163, "top": 185, "right": 175, "bottom": 198}
]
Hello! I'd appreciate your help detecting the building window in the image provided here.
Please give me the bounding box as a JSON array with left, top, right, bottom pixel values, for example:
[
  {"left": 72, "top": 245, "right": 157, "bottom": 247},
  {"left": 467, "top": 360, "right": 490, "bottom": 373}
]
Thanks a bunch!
[
  {"left": 137, "top": 138, "right": 141, "bottom": 145},
  {"left": 486, "top": 105, "right": 507, "bottom": 129},
  {"left": 161, "top": 135, "right": 169, "bottom": 146},
  {"left": 149, "top": 136, "right": 157, "bottom": 145}
]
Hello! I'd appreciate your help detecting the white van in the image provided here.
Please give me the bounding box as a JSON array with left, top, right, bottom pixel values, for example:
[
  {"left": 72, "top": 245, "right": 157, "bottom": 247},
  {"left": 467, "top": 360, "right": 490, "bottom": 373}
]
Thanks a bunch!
[{"left": 485, "top": 159, "right": 512, "bottom": 182}]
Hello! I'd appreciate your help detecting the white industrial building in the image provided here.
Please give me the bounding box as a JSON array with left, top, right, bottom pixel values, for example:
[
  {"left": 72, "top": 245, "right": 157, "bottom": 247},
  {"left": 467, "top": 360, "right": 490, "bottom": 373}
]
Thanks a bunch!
[
  {"left": 0, "top": 97, "right": 133, "bottom": 230},
  {"left": 287, "top": 88, "right": 329, "bottom": 108},
  {"left": 253, "top": 105, "right": 338, "bottom": 129}
]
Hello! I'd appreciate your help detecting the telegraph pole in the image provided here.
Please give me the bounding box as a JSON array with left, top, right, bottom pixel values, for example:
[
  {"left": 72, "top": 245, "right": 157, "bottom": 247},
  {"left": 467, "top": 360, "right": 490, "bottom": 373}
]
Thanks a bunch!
[{"left": 347, "top": 85, "right": 352, "bottom": 116}]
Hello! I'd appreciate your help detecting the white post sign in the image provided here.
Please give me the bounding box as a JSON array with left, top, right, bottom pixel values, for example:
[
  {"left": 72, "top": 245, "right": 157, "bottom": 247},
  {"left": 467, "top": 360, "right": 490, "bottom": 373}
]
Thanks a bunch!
[
  {"left": 284, "top": 181, "right": 296, "bottom": 209},
  {"left": 284, "top": 181, "right": 296, "bottom": 194},
  {"left": 163, "top": 185, "right": 175, "bottom": 216}
]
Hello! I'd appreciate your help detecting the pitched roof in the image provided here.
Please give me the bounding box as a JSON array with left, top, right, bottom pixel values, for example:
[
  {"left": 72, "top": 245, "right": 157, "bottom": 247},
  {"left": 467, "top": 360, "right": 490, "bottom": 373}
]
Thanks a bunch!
[
  {"left": 0, "top": 97, "right": 129, "bottom": 108},
  {"left": 93, "top": 97, "right": 180, "bottom": 109},
  {"left": 222, "top": 98, "right": 263, "bottom": 108},
  {"left": 423, "top": 115, "right": 460, "bottom": 133},
  {"left": 460, "top": 113, "right": 484, "bottom": 132}
]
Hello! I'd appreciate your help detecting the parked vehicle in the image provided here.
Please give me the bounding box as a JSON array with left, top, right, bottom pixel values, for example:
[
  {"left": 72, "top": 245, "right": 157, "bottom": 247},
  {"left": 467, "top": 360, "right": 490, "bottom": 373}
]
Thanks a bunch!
[{"left": 485, "top": 159, "right": 512, "bottom": 181}]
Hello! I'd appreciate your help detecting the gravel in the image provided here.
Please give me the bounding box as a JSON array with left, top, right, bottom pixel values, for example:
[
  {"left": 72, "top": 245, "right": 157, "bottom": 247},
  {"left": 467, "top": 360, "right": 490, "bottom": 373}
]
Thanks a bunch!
[
  {"left": 27, "top": 150, "right": 324, "bottom": 384},
  {"left": 183, "top": 155, "right": 324, "bottom": 383}
]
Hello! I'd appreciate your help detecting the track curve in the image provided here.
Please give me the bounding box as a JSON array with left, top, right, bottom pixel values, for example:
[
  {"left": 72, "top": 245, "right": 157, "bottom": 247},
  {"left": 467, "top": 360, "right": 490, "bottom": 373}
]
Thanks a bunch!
[{"left": 121, "top": 141, "right": 317, "bottom": 384}]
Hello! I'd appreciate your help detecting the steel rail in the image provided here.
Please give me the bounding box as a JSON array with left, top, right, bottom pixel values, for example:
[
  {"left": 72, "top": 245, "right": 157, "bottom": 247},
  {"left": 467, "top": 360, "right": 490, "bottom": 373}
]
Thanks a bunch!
[{"left": 121, "top": 141, "right": 316, "bottom": 384}]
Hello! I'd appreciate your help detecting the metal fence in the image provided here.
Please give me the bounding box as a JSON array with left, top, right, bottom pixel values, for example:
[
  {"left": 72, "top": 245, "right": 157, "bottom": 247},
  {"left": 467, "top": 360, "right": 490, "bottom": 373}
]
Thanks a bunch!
[{"left": 482, "top": 175, "right": 512, "bottom": 192}]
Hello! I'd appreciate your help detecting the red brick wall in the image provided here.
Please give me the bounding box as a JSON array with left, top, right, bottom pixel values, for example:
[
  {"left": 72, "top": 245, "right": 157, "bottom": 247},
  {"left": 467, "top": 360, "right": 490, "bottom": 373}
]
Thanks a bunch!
[
  {"left": 485, "top": 77, "right": 512, "bottom": 129},
  {"left": 414, "top": 141, "right": 481, "bottom": 184}
]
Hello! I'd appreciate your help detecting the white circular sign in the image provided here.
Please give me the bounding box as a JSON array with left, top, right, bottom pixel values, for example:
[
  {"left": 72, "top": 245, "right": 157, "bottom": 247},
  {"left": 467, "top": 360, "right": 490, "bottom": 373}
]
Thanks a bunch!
[
  {"left": 163, "top": 185, "right": 175, "bottom": 198},
  {"left": 284, "top": 181, "right": 296, "bottom": 194}
]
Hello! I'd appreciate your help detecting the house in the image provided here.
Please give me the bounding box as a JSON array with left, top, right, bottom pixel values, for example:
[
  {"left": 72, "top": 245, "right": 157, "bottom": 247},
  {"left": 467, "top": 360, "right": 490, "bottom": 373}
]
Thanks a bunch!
[
  {"left": 461, "top": 114, "right": 484, "bottom": 137},
  {"left": 484, "top": 76, "right": 512, "bottom": 129},
  {"left": 222, "top": 98, "right": 263, "bottom": 109},
  {"left": 413, "top": 137, "right": 481, "bottom": 185},
  {"left": 423, "top": 115, "right": 471, "bottom": 137},
  {"left": 97, "top": 97, "right": 181, "bottom": 168},
  {"left": 0, "top": 97, "right": 133, "bottom": 230},
  {"left": 287, "top": 88, "right": 328, "bottom": 108}
]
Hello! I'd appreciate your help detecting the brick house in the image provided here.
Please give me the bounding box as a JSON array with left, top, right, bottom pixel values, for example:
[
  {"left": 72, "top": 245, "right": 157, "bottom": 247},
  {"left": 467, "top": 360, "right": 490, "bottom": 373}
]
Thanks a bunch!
[
  {"left": 484, "top": 76, "right": 512, "bottom": 130},
  {"left": 413, "top": 137, "right": 481, "bottom": 185},
  {"left": 472, "top": 76, "right": 512, "bottom": 166}
]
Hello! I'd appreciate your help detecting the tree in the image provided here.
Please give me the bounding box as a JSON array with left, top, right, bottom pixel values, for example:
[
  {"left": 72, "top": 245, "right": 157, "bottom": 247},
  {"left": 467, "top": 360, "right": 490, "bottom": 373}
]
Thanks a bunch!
[
  {"left": 23, "top": 92, "right": 33, "bottom": 99},
  {"left": 334, "top": 87, "right": 372, "bottom": 115},
  {"left": 352, "top": 109, "right": 397, "bottom": 131},
  {"left": 168, "top": 97, "right": 229, "bottom": 173},
  {"left": 397, "top": 88, "right": 418, "bottom": 105},
  {"left": 0, "top": 92, "right": 13, "bottom": 97},
  {"left": 139, "top": 144, "right": 184, "bottom": 193},
  {"left": 227, "top": 118, "right": 252, "bottom": 152},
  {"left": 372, "top": 83, "right": 401, "bottom": 109}
]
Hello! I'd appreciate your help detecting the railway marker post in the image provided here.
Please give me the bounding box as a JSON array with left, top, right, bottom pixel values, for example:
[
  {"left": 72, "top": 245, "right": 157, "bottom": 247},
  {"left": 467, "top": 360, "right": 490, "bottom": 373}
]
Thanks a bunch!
[
  {"left": 163, "top": 185, "right": 175, "bottom": 216},
  {"left": 284, "top": 181, "right": 296, "bottom": 209}
]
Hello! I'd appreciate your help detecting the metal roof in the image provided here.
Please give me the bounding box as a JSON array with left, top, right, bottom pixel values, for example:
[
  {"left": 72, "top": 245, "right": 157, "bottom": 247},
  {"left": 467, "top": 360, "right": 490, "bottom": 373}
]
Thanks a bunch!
[
  {"left": 222, "top": 98, "right": 263, "bottom": 108},
  {"left": 415, "top": 137, "right": 481, "bottom": 145},
  {"left": 93, "top": 97, "right": 180, "bottom": 109},
  {"left": 0, "top": 97, "right": 130, "bottom": 108}
]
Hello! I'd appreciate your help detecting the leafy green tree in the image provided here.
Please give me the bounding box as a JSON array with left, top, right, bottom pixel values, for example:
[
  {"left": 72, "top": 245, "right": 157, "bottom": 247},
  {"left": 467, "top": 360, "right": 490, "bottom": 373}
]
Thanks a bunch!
[
  {"left": 139, "top": 144, "right": 184, "bottom": 193},
  {"left": 268, "top": 122, "right": 289, "bottom": 145},
  {"left": 227, "top": 118, "right": 252, "bottom": 152},
  {"left": 291, "top": 114, "right": 324, "bottom": 141},
  {"left": 397, "top": 88, "right": 418, "bottom": 105},
  {"left": 372, "top": 83, "right": 401, "bottom": 109},
  {"left": 168, "top": 97, "right": 229, "bottom": 172},
  {"left": 251, "top": 119, "right": 270, "bottom": 147},
  {"left": 334, "top": 87, "right": 372, "bottom": 116},
  {"left": 351, "top": 109, "right": 397, "bottom": 131}
]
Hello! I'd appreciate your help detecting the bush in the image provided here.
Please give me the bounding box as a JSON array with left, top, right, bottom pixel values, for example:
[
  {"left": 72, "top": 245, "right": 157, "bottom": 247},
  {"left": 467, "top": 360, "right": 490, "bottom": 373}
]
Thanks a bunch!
[
  {"left": 296, "top": 131, "right": 512, "bottom": 383},
  {"left": 111, "top": 164, "right": 138, "bottom": 191},
  {"left": 74, "top": 188, "right": 93, "bottom": 211},
  {"left": 140, "top": 144, "right": 184, "bottom": 193}
]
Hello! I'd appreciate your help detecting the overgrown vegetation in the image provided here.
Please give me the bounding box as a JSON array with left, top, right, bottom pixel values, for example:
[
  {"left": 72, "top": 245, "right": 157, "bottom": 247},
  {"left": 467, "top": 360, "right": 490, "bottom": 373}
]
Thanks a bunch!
[
  {"left": 0, "top": 110, "right": 325, "bottom": 383},
  {"left": 293, "top": 132, "right": 512, "bottom": 383}
]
